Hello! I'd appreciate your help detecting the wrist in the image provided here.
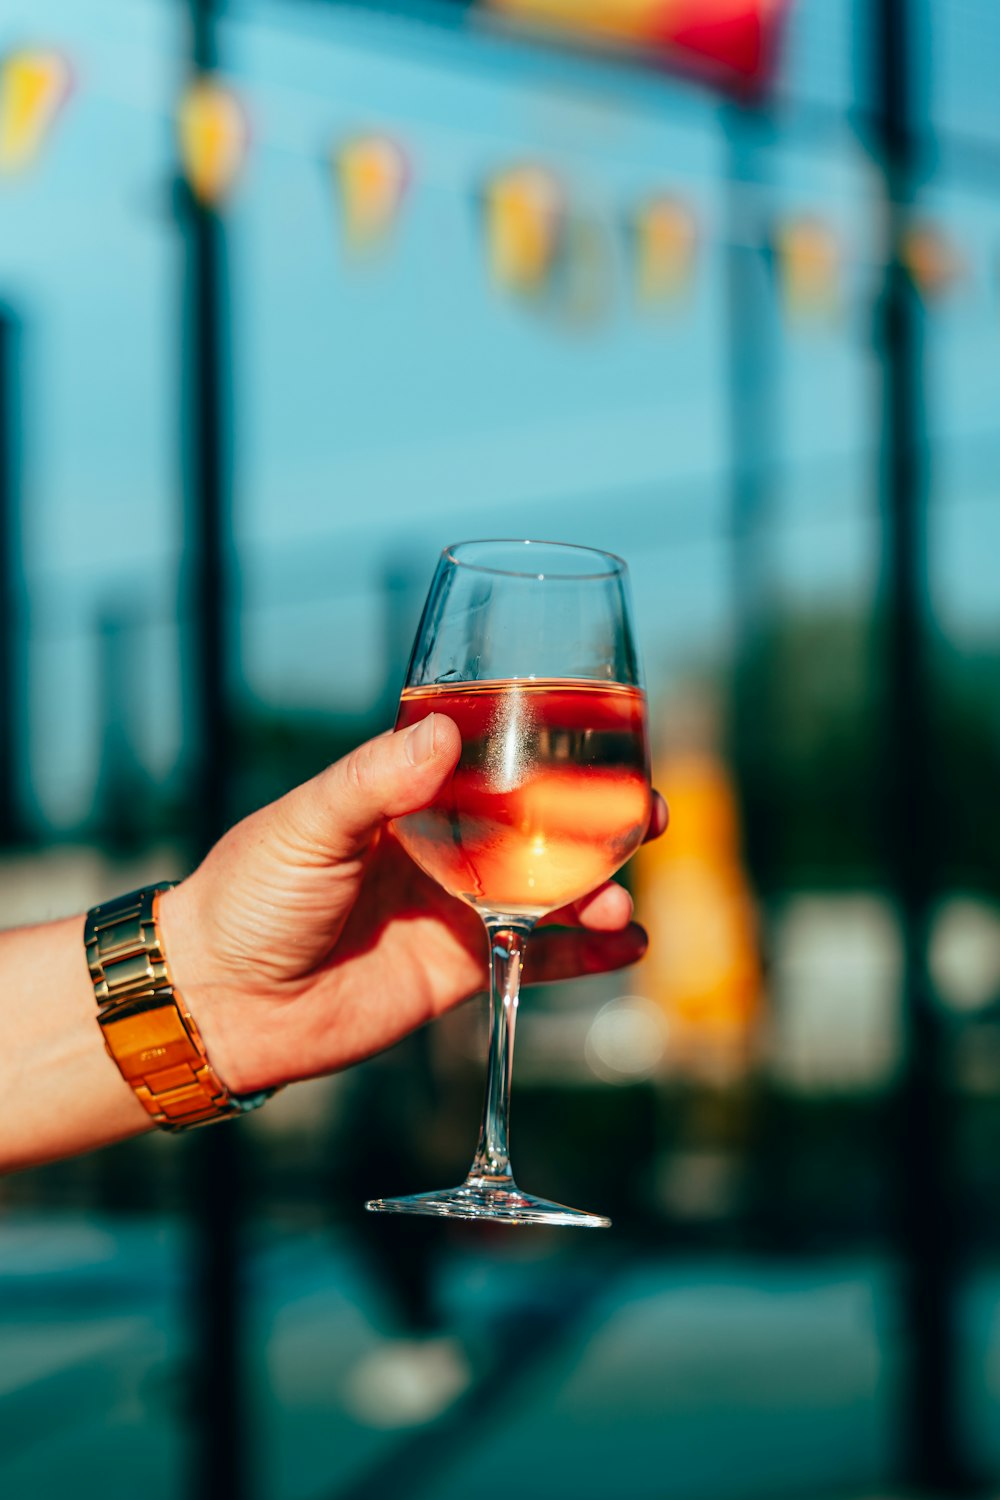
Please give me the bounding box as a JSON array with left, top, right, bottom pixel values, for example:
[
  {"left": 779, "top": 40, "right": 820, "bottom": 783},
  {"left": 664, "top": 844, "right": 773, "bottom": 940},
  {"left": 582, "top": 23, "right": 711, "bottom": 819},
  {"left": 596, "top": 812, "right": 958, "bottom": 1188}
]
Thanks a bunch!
[
  {"left": 85, "top": 880, "right": 275, "bottom": 1126},
  {"left": 154, "top": 879, "right": 245, "bottom": 1092},
  {"left": 156, "top": 878, "right": 286, "bottom": 1098}
]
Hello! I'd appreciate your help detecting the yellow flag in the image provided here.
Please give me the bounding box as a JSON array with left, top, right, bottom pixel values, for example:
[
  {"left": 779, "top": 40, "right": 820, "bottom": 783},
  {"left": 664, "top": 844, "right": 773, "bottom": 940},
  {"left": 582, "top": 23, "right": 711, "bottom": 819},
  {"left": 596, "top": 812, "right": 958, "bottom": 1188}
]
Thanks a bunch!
[
  {"left": 634, "top": 197, "right": 697, "bottom": 303},
  {"left": 487, "top": 0, "right": 666, "bottom": 47},
  {"left": 178, "top": 78, "right": 248, "bottom": 206},
  {"left": 336, "top": 136, "right": 408, "bottom": 251},
  {"left": 485, "top": 165, "right": 564, "bottom": 293},
  {"left": 633, "top": 695, "right": 761, "bottom": 1082},
  {"left": 774, "top": 215, "right": 840, "bottom": 318},
  {"left": 0, "top": 50, "right": 72, "bottom": 174}
]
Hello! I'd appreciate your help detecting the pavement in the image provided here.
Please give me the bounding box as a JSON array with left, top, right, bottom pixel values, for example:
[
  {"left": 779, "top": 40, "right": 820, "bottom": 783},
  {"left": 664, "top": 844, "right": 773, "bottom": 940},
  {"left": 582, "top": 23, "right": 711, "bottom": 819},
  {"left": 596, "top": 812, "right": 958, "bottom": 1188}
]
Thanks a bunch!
[{"left": 1, "top": 1213, "right": 999, "bottom": 1500}]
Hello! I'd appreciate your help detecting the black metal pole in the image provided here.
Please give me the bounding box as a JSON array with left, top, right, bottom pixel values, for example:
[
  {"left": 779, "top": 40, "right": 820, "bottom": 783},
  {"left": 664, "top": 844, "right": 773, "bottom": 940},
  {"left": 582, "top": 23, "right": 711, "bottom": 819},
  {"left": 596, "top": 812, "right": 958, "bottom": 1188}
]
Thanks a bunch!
[
  {"left": 724, "top": 108, "right": 777, "bottom": 890},
  {"left": 96, "top": 607, "right": 146, "bottom": 851},
  {"left": 872, "top": 1, "right": 966, "bottom": 1490},
  {"left": 180, "top": 3, "right": 248, "bottom": 1497},
  {"left": 0, "top": 308, "right": 27, "bottom": 846},
  {"left": 187, "top": 177, "right": 232, "bottom": 842},
  {"left": 722, "top": 108, "right": 792, "bottom": 1254}
]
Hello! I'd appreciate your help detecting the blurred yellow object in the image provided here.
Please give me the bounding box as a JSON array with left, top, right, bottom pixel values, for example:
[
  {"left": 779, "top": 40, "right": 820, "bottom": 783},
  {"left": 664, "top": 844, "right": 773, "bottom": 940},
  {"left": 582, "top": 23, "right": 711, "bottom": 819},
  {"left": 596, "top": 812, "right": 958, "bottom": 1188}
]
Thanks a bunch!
[
  {"left": 635, "top": 197, "right": 698, "bottom": 303},
  {"left": 0, "top": 50, "right": 72, "bottom": 174},
  {"left": 774, "top": 215, "right": 840, "bottom": 318},
  {"left": 487, "top": 0, "right": 665, "bottom": 46},
  {"left": 901, "top": 222, "right": 964, "bottom": 299},
  {"left": 177, "top": 78, "right": 248, "bottom": 206},
  {"left": 634, "top": 746, "right": 761, "bottom": 1080},
  {"left": 336, "top": 135, "right": 408, "bottom": 251},
  {"left": 485, "top": 165, "right": 564, "bottom": 293}
]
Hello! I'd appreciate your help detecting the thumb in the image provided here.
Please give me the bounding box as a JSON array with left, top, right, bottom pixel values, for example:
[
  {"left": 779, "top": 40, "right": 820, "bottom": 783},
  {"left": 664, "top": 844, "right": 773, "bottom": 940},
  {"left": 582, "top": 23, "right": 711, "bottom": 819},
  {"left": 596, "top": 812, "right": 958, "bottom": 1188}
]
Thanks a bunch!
[{"left": 280, "top": 713, "right": 462, "bottom": 863}]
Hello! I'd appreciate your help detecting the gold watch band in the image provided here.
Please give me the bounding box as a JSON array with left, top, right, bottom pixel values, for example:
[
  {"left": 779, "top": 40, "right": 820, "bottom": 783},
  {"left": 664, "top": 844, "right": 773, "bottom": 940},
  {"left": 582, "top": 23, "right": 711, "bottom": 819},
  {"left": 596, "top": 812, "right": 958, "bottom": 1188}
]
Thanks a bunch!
[{"left": 85, "top": 883, "right": 272, "bottom": 1132}]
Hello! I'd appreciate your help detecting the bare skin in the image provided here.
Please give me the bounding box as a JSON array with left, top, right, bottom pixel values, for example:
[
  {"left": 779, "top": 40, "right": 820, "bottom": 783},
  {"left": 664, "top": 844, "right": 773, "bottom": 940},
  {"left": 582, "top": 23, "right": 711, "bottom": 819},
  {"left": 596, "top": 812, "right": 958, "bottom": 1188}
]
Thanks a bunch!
[{"left": 1, "top": 714, "right": 667, "bottom": 1172}]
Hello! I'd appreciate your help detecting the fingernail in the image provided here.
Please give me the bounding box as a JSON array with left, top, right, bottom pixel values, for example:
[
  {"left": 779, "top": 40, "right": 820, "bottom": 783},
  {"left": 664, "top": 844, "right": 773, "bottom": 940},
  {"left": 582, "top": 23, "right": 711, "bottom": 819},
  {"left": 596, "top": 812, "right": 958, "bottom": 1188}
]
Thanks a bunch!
[{"left": 405, "top": 714, "right": 438, "bottom": 765}]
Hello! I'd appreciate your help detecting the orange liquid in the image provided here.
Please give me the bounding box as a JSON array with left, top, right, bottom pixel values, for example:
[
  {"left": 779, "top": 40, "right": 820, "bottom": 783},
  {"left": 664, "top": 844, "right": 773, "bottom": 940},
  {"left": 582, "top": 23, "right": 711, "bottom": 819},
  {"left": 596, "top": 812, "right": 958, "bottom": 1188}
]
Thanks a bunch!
[{"left": 393, "top": 678, "right": 651, "bottom": 918}]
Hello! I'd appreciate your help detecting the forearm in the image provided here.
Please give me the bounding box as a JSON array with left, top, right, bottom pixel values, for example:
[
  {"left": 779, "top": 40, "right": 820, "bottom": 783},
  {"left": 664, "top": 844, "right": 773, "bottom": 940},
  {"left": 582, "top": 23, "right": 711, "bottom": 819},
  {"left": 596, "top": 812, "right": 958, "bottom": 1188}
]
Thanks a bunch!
[{"left": 0, "top": 916, "right": 152, "bottom": 1173}]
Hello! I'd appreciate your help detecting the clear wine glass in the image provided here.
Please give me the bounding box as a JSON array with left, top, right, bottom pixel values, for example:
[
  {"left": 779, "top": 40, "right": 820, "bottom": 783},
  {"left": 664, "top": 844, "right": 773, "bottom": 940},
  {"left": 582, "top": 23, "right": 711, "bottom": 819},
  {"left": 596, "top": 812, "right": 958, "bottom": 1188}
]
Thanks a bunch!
[{"left": 365, "top": 539, "right": 652, "bottom": 1227}]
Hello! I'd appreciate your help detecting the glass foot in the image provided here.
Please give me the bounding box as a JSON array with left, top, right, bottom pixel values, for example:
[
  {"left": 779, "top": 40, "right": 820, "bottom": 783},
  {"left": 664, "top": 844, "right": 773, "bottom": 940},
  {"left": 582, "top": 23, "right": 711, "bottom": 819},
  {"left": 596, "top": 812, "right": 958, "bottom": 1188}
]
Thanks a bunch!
[{"left": 365, "top": 1175, "right": 610, "bottom": 1228}]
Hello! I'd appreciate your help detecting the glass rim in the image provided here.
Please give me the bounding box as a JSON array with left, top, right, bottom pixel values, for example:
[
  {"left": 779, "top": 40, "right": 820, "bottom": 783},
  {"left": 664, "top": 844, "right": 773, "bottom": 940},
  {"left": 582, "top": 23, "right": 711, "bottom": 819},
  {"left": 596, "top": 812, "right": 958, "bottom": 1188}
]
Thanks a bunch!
[{"left": 443, "top": 538, "right": 627, "bottom": 581}]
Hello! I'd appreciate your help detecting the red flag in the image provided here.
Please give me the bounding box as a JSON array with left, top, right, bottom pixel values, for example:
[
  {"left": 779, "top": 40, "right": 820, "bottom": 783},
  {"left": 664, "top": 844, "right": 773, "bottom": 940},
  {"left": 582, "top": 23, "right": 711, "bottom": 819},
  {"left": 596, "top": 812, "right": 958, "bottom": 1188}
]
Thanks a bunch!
[{"left": 484, "top": 0, "right": 793, "bottom": 93}]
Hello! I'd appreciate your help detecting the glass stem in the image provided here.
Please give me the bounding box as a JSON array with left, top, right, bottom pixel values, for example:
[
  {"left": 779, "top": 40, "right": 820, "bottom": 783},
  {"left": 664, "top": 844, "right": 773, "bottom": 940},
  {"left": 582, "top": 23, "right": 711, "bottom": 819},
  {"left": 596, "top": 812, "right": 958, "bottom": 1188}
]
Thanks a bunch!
[{"left": 469, "top": 921, "right": 533, "bottom": 1183}]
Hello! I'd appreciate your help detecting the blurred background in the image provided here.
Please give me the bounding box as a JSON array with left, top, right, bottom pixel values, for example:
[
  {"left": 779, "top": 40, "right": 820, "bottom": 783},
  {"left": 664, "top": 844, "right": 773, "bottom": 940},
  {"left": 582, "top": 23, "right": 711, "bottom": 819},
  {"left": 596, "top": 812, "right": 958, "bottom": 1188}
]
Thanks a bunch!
[{"left": 2, "top": 0, "right": 1000, "bottom": 1496}]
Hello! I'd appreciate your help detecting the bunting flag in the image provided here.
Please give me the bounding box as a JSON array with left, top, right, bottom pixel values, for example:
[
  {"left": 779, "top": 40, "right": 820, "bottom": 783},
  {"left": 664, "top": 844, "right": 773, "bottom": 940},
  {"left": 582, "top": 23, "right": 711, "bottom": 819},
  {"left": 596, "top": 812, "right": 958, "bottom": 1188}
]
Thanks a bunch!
[
  {"left": 773, "top": 215, "right": 841, "bottom": 318},
  {"left": 484, "top": 165, "right": 565, "bottom": 293},
  {"left": 177, "top": 77, "right": 249, "bottom": 206},
  {"left": 633, "top": 197, "right": 698, "bottom": 303},
  {"left": 3, "top": 41, "right": 992, "bottom": 327},
  {"left": 901, "top": 222, "right": 965, "bottom": 300},
  {"left": 334, "top": 135, "right": 409, "bottom": 251},
  {"left": 482, "top": 0, "right": 793, "bottom": 93},
  {"left": 0, "top": 49, "right": 73, "bottom": 174}
]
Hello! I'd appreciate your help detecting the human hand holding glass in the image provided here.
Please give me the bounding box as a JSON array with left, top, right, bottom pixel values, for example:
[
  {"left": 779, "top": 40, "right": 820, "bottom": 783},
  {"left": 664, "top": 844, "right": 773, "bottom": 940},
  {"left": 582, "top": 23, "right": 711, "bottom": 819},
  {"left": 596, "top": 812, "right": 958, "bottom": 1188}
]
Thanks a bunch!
[{"left": 366, "top": 540, "right": 653, "bottom": 1228}]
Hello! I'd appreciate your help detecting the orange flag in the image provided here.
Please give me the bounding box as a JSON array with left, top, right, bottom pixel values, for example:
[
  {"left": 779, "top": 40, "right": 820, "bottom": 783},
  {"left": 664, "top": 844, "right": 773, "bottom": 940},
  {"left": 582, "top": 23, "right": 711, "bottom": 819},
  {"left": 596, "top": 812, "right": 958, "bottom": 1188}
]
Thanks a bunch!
[
  {"left": 901, "top": 222, "right": 965, "bottom": 300},
  {"left": 774, "top": 215, "right": 841, "bottom": 319},
  {"left": 634, "top": 197, "right": 698, "bottom": 303},
  {"left": 335, "top": 135, "right": 409, "bottom": 251}
]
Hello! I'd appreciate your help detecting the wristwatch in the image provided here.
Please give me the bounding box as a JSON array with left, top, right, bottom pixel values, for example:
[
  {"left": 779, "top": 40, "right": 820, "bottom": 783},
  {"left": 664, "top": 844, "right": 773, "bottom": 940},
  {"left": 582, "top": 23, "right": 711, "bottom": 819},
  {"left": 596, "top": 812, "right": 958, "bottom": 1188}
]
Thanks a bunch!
[{"left": 85, "top": 882, "right": 273, "bottom": 1131}]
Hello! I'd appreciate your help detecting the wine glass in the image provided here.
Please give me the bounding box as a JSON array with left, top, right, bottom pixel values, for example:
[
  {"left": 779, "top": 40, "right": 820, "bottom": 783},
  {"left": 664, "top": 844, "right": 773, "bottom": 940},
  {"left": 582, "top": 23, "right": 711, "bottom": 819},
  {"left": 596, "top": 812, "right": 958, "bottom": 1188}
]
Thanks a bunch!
[{"left": 366, "top": 539, "right": 652, "bottom": 1227}]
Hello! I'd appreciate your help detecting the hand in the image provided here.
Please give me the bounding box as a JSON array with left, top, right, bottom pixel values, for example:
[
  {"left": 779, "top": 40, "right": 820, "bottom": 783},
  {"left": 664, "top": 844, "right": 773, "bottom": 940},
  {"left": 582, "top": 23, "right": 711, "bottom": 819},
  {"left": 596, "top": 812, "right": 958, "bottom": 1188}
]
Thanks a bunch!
[{"left": 159, "top": 714, "right": 668, "bottom": 1094}]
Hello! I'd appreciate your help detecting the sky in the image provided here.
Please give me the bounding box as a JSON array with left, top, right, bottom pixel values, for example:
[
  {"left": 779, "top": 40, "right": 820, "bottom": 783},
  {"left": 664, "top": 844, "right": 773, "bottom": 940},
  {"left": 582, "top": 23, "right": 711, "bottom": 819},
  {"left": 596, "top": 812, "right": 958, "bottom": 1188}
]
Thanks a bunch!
[{"left": 1, "top": 0, "right": 999, "bottom": 825}]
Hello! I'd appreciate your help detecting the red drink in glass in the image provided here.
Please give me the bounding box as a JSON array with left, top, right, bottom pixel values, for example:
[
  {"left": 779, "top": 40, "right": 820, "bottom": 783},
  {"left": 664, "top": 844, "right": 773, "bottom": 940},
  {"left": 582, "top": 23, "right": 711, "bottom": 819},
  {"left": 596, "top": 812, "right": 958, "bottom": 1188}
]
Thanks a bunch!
[{"left": 393, "top": 677, "right": 651, "bottom": 918}]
